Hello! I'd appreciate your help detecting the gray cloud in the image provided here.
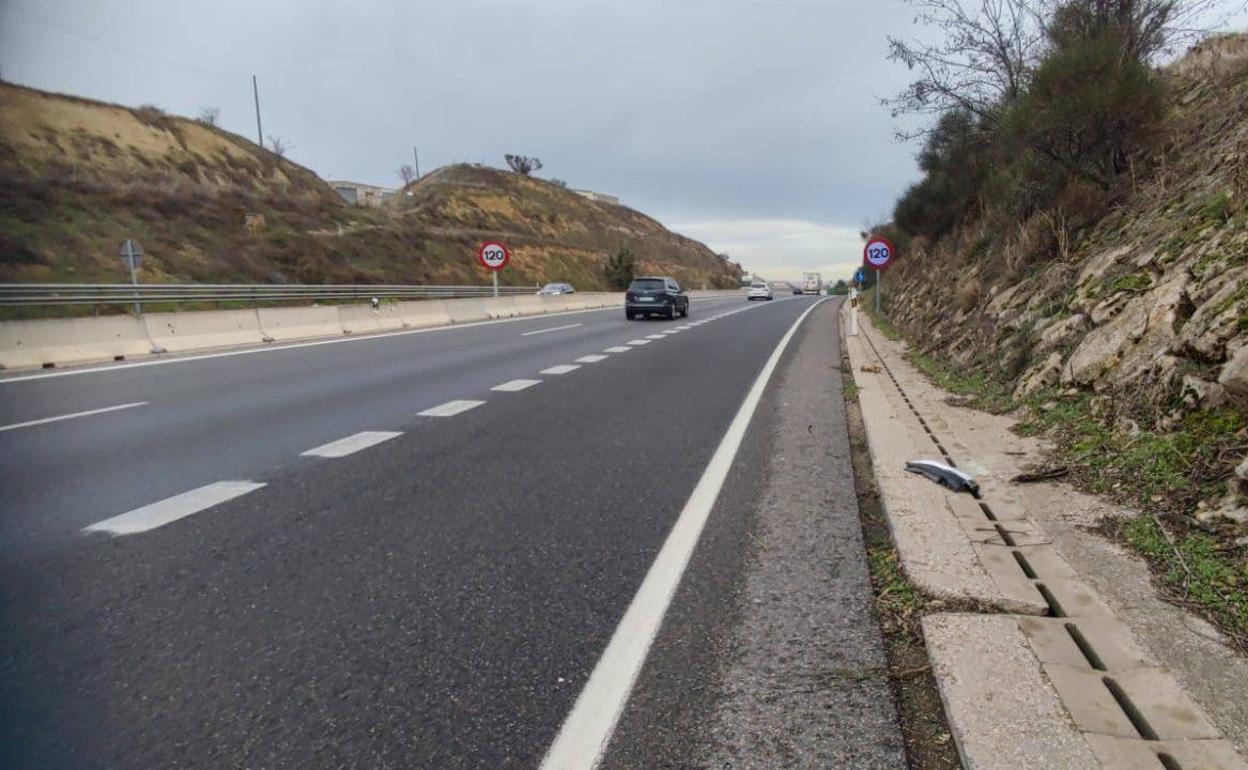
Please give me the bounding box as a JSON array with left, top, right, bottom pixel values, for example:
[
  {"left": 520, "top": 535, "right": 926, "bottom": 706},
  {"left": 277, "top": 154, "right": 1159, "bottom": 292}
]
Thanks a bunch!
[{"left": 4, "top": 0, "right": 1243, "bottom": 280}]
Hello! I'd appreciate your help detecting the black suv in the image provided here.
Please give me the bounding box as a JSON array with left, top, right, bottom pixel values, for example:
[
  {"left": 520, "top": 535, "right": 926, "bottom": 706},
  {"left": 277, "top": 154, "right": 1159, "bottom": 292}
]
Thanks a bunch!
[{"left": 626, "top": 276, "right": 689, "bottom": 320}]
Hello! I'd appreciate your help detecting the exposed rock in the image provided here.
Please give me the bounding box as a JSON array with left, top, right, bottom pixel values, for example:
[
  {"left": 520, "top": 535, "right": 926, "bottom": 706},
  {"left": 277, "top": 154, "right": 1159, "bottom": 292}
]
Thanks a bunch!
[
  {"left": 1037, "top": 314, "right": 1089, "bottom": 351},
  {"left": 1063, "top": 271, "right": 1191, "bottom": 388},
  {"left": 1235, "top": 457, "right": 1248, "bottom": 481},
  {"left": 1217, "top": 345, "right": 1248, "bottom": 405},
  {"left": 1182, "top": 375, "right": 1228, "bottom": 408},
  {"left": 1179, "top": 269, "right": 1246, "bottom": 361},
  {"left": 1014, "top": 351, "right": 1064, "bottom": 399}
]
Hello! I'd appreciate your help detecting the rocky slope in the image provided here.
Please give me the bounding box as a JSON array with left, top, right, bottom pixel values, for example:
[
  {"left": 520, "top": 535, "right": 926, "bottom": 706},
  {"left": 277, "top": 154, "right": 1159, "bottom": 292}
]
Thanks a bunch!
[
  {"left": 0, "top": 81, "right": 741, "bottom": 292},
  {"left": 880, "top": 35, "right": 1248, "bottom": 523}
]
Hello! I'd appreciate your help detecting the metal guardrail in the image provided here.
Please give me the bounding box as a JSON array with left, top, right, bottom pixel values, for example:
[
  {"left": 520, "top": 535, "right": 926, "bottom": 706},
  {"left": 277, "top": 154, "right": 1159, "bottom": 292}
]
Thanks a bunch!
[{"left": 0, "top": 283, "right": 538, "bottom": 307}]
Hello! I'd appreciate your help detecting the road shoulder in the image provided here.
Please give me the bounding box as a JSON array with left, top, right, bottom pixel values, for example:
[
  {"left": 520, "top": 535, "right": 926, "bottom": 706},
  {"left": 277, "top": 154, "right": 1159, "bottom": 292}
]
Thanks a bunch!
[{"left": 603, "top": 298, "right": 905, "bottom": 768}]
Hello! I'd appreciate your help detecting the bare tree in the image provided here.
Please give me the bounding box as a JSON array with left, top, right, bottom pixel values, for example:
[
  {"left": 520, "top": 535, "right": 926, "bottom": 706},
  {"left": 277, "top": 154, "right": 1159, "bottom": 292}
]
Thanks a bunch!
[
  {"left": 884, "top": 0, "right": 1223, "bottom": 135},
  {"left": 504, "top": 154, "right": 543, "bottom": 175},
  {"left": 196, "top": 107, "right": 220, "bottom": 127},
  {"left": 267, "top": 134, "right": 292, "bottom": 160},
  {"left": 398, "top": 164, "right": 416, "bottom": 186},
  {"left": 886, "top": 0, "right": 1047, "bottom": 132}
]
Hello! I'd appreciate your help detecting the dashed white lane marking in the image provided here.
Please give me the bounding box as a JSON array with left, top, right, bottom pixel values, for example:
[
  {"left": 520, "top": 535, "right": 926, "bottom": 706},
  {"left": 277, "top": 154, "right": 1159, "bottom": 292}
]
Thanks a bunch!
[
  {"left": 83, "top": 481, "right": 267, "bottom": 536},
  {"left": 0, "top": 401, "right": 149, "bottom": 433},
  {"left": 540, "top": 364, "right": 581, "bottom": 375},
  {"left": 604, "top": 346, "right": 632, "bottom": 353},
  {"left": 676, "top": 326, "right": 692, "bottom": 330},
  {"left": 627, "top": 340, "right": 651, "bottom": 346},
  {"left": 301, "top": 431, "right": 403, "bottom": 458},
  {"left": 575, "top": 355, "right": 608, "bottom": 364},
  {"left": 521, "top": 323, "right": 584, "bottom": 337},
  {"left": 540, "top": 298, "right": 830, "bottom": 770},
  {"left": 492, "top": 379, "right": 542, "bottom": 392},
  {"left": 661, "top": 330, "right": 679, "bottom": 335},
  {"left": 644, "top": 334, "right": 666, "bottom": 340},
  {"left": 418, "top": 399, "right": 486, "bottom": 417}
]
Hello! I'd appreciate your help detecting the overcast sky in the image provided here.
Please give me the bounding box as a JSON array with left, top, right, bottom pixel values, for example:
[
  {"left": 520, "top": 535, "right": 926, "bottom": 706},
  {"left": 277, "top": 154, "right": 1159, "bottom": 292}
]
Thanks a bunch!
[{"left": 3, "top": 0, "right": 1244, "bottom": 282}]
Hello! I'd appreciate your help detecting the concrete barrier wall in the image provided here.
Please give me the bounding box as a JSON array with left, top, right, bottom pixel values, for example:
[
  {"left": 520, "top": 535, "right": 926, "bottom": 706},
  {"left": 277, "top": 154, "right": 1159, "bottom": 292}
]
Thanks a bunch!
[
  {"left": 144, "top": 309, "right": 266, "bottom": 353},
  {"left": 513, "top": 295, "right": 546, "bottom": 315},
  {"left": 396, "top": 300, "right": 451, "bottom": 329},
  {"left": 444, "top": 297, "right": 491, "bottom": 325},
  {"left": 0, "top": 314, "right": 154, "bottom": 369},
  {"left": 257, "top": 306, "right": 344, "bottom": 341},
  {"left": 0, "top": 291, "right": 751, "bottom": 371},
  {"left": 338, "top": 303, "right": 405, "bottom": 334},
  {"left": 484, "top": 297, "right": 519, "bottom": 320}
]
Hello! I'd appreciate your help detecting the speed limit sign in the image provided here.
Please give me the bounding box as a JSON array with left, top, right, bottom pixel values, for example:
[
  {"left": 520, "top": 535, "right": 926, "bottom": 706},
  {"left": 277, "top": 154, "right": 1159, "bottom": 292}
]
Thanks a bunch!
[
  {"left": 863, "top": 236, "right": 895, "bottom": 270},
  {"left": 477, "top": 241, "right": 510, "bottom": 271}
]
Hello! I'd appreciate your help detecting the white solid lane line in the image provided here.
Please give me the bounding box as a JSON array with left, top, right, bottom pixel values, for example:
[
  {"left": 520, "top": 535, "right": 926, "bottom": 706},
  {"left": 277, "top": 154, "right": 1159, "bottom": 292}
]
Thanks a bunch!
[
  {"left": 492, "top": 379, "right": 542, "bottom": 392},
  {"left": 83, "top": 481, "right": 266, "bottom": 536},
  {"left": 521, "top": 323, "right": 584, "bottom": 337},
  {"left": 0, "top": 401, "right": 149, "bottom": 433},
  {"left": 540, "top": 364, "right": 581, "bottom": 375},
  {"left": 575, "top": 355, "right": 608, "bottom": 364},
  {"left": 540, "top": 298, "right": 829, "bottom": 770},
  {"left": 418, "top": 399, "right": 486, "bottom": 417},
  {"left": 301, "top": 431, "right": 403, "bottom": 458},
  {"left": 626, "top": 340, "right": 651, "bottom": 346},
  {"left": 604, "top": 346, "right": 631, "bottom": 353}
]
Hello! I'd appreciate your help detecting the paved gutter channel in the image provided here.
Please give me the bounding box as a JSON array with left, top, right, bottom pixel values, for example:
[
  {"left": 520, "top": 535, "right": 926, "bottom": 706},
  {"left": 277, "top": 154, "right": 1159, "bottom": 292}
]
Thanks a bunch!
[
  {"left": 839, "top": 334, "right": 963, "bottom": 770},
  {"left": 847, "top": 307, "right": 1248, "bottom": 770}
]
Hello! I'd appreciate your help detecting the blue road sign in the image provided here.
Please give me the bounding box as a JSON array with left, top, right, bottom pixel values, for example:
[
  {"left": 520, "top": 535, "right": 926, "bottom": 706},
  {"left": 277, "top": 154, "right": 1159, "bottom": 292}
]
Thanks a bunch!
[{"left": 854, "top": 267, "right": 866, "bottom": 284}]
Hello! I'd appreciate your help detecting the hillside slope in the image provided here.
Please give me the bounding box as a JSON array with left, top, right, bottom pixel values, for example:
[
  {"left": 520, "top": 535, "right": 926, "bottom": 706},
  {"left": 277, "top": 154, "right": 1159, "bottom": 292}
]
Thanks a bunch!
[
  {"left": 879, "top": 36, "right": 1248, "bottom": 520},
  {"left": 0, "top": 82, "right": 741, "bottom": 290}
]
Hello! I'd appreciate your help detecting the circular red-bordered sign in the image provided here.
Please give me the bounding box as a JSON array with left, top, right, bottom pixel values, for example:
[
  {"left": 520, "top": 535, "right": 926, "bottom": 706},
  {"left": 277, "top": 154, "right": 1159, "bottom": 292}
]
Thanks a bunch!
[
  {"left": 477, "top": 241, "right": 510, "bottom": 271},
  {"left": 863, "top": 236, "right": 895, "bottom": 270}
]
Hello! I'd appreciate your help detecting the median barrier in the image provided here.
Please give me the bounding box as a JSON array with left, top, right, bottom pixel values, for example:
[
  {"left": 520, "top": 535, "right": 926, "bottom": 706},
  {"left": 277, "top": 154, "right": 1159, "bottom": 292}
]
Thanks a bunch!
[
  {"left": 257, "top": 306, "right": 345, "bottom": 341},
  {"left": 0, "top": 314, "right": 155, "bottom": 369},
  {"left": 484, "top": 296, "right": 519, "bottom": 319},
  {"left": 339, "top": 303, "right": 405, "bottom": 334},
  {"left": 144, "top": 309, "right": 266, "bottom": 353},
  {"left": 444, "top": 297, "right": 491, "bottom": 324},
  {"left": 395, "top": 300, "right": 451, "bottom": 329},
  {"left": 512, "top": 295, "right": 545, "bottom": 316}
]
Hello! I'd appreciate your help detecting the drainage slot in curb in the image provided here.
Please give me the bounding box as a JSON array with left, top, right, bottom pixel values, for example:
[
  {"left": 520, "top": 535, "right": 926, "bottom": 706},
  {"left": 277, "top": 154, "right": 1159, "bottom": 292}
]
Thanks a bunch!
[
  {"left": 993, "top": 524, "right": 1017, "bottom": 547},
  {"left": 1012, "top": 550, "right": 1038, "bottom": 579},
  {"left": 1156, "top": 752, "right": 1183, "bottom": 770},
  {"left": 1102, "top": 677, "right": 1159, "bottom": 741},
  {"left": 1036, "top": 583, "right": 1066, "bottom": 617},
  {"left": 1063, "top": 623, "right": 1106, "bottom": 671}
]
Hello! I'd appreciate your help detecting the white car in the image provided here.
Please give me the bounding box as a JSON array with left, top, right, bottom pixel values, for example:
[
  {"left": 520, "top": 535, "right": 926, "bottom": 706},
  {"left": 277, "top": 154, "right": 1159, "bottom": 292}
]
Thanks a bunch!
[{"left": 746, "top": 281, "right": 773, "bottom": 301}]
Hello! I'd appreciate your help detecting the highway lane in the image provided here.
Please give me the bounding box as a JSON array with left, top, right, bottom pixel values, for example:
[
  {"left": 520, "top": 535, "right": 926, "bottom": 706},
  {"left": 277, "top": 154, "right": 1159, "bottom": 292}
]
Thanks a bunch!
[
  {"left": 0, "top": 294, "right": 752, "bottom": 558},
  {"left": 1, "top": 294, "right": 820, "bottom": 768}
]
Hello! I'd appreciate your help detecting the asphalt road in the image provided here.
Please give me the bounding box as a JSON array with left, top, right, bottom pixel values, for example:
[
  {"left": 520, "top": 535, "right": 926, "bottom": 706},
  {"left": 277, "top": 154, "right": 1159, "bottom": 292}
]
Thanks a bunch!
[{"left": 0, "top": 293, "right": 899, "bottom": 768}]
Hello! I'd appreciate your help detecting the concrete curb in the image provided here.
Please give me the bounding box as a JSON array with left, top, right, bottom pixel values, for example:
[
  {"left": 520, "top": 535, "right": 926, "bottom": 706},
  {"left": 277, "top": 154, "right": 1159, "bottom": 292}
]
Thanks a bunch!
[{"left": 845, "top": 305, "right": 1248, "bottom": 770}]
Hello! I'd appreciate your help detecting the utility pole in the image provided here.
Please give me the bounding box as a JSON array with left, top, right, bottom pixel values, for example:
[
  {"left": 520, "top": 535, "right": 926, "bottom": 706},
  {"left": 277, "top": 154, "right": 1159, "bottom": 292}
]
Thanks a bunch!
[
  {"left": 413, "top": 146, "right": 420, "bottom": 179},
  {"left": 252, "top": 75, "right": 263, "bottom": 147}
]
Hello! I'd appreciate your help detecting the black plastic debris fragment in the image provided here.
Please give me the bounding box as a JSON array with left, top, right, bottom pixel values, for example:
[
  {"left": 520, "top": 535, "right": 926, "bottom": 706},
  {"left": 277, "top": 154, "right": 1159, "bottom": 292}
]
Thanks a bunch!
[{"left": 905, "top": 459, "right": 980, "bottom": 496}]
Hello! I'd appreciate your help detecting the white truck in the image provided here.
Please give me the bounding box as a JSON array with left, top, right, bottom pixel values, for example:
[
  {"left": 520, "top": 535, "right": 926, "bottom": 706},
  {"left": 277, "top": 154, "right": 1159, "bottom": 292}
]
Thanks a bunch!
[{"left": 801, "top": 272, "right": 823, "bottom": 295}]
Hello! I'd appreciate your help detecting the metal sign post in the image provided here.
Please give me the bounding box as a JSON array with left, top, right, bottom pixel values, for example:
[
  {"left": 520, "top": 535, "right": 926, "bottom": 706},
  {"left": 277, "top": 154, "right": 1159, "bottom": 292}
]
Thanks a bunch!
[
  {"left": 477, "top": 241, "right": 510, "bottom": 297},
  {"left": 862, "top": 235, "right": 895, "bottom": 317},
  {"left": 118, "top": 239, "right": 143, "bottom": 315}
]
